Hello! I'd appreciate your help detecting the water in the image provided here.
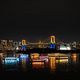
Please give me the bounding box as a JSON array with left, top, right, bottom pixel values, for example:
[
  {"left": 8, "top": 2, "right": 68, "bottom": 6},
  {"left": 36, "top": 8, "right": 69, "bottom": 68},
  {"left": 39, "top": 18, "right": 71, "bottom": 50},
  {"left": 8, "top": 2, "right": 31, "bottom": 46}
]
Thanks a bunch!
[{"left": 0, "top": 53, "right": 80, "bottom": 80}]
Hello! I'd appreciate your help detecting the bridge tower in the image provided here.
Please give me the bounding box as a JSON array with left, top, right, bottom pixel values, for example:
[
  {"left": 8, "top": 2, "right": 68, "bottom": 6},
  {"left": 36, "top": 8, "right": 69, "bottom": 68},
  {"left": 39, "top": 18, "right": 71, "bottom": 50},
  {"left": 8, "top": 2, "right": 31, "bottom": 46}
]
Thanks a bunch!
[
  {"left": 49, "top": 36, "right": 56, "bottom": 49},
  {"left": 21, "top": 39, "right": 27, "bottom": 51},
  {"left": 22, "top": 40, "right": 27, "bottom": 45},
  {"left": 50, "top": 36, "right": 55, "bottom": 44}
]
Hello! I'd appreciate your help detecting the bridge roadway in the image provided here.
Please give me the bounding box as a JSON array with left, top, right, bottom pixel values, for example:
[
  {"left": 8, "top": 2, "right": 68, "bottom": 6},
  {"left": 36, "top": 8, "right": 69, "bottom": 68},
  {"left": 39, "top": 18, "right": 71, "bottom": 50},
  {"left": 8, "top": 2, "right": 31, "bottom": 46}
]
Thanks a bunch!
[
  {"left": 26, "top": 43, "right": 49, "bottom": 45},
  {"left": 16, "top": 48, "right": 80, "bottom": 54}
]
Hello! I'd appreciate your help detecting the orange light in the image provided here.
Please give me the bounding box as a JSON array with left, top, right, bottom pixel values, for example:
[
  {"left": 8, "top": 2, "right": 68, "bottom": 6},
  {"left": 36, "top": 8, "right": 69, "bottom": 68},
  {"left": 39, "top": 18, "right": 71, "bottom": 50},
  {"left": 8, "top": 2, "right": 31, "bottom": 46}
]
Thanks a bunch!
[
  {"left": 56, "top": 59, "right": 68, "bottom": 63},
  {"left": 32, "top": 62, "right": 44, "bottom": 64},
  {"left": 31, "top": 53, "right": 39, "bottom": 59},
  {"left": 71, "top": 53, "right": 77, "bottom": 63},
  {"left": 32, "top": 61, "right": 44, "bottom": 69},
  {"left": 22, "top": 40, "right": 27, "bottom": 45},
  {"left": 49, "top": 57, "right": 56, "bottom": 71},
  {"left": 50, "top": 36, "right": 55, "bottom": 43}
]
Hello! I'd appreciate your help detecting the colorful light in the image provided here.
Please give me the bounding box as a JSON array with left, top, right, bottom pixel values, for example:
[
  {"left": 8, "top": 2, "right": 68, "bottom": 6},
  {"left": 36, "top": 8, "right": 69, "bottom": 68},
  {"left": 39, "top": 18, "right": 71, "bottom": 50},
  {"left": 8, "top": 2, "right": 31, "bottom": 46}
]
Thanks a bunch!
[
  {"left": 21, "top": 45, "right": 27, "bottom": 51},
  {"left": 20, "top": 54, "right": 29, "bottom": 59},
  {"left": 49, "top": 44, "right": 56, "bottom": 49},
  {"left": 4, "top": 57, "right": 19, "bottom": 64}
]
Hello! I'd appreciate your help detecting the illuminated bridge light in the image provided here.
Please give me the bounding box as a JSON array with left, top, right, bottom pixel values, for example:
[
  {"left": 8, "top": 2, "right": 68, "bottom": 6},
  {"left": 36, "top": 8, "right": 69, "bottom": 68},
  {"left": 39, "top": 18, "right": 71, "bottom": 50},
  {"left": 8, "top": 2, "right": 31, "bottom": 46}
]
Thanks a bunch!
[
  {"left": 49, "top": 43, "right": 56, "bottom": 49},
  {"left": 21, "top": 45, "right": 27, "bottom": 51},
  {"left": 50, "top": 36, "right": 56, "bottom": 43},
  {"left": 22, "top": 40, "right": 27, "bottom": 45}
]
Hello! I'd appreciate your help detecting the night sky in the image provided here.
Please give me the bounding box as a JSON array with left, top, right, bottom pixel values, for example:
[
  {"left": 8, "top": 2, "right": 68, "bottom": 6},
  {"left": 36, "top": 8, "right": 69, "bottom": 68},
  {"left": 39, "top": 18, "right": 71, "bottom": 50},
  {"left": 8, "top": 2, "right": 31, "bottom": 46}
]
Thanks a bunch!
[{"left": 0, "top": 0, "right": 80, "bottom": 42}]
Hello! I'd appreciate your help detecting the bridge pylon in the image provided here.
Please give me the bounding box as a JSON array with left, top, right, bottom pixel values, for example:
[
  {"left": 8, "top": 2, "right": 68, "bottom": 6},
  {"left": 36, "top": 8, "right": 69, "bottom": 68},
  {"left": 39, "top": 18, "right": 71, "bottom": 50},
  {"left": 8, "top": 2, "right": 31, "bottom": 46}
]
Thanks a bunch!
[
  {"left": 21, "top": 39, "right": 27, "bottom": 51},
  {"left": 49, "top": 36, "right": 56, "bottom": 49},
  {"left": 22, "top": 39, "right": 27, "bottom": 45},
  {"left": 50, "top": 36, "right": 56, "bottom": 44}
]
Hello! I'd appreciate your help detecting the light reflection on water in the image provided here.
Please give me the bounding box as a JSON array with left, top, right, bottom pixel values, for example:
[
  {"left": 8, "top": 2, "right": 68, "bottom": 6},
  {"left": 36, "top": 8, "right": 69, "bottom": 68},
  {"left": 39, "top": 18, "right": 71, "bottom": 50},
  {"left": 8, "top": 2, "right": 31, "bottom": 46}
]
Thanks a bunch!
[
  {"left": 49, "top": 57, "right": 56, "bottom": 72},
  {"left": 0, "top": 53, "right": 80, "bottom": 73}
]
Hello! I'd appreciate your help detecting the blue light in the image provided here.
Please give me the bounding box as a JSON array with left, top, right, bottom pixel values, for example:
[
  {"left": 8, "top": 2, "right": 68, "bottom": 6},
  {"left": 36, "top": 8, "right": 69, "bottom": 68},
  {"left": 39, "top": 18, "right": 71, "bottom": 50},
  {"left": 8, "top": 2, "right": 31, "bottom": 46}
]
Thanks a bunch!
[
  {"left": 16, "top": 58, "right": 19, "bottom": 62},
  {"left": 4, "top": 57, "right": 19, "bottom": 65},
  {"left": 49, "top": 43, "right": 56, "bottom": 49},
  {"left": 21, "top": 45, "right": 27, "bottom": 51},
  {"left": 20, "top": 54, "right": 29, "bottom": 59}
]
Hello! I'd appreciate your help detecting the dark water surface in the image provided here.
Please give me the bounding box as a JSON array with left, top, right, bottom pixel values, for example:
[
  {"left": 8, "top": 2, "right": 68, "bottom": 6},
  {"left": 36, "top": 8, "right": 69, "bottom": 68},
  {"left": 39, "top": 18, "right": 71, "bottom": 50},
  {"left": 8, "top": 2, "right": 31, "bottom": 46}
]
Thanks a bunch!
[{"left": 0, "top": 53, "right": 80, "bottom": 80}]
